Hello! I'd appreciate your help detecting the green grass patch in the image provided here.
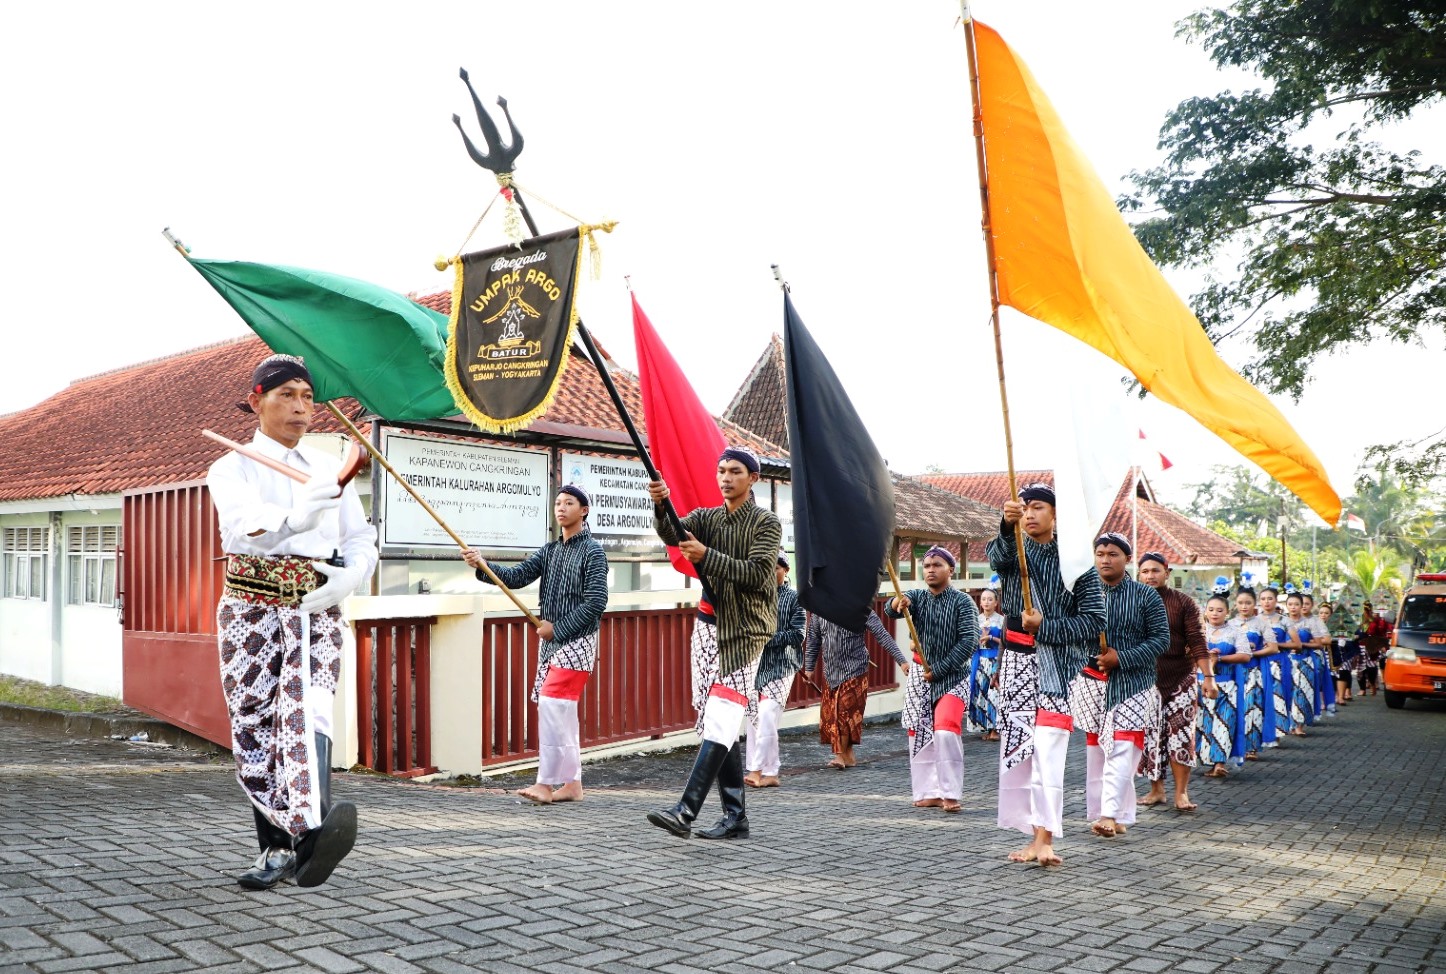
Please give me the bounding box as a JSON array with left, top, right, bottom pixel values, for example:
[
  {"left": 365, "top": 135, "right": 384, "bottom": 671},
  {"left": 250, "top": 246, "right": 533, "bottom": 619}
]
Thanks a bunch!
[{"left": 0, "top": 675, "right": 131, "bottom": 714}]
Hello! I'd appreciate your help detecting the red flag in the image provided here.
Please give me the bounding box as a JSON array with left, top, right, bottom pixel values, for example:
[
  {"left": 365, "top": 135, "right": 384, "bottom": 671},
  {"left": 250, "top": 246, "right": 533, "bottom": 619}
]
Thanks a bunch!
[
  {"left": 1137, "top": 429, "right": 1174, "bottom": 472},
  {"left": 632, "top": 294, "right": 726, "bottom": 577}
]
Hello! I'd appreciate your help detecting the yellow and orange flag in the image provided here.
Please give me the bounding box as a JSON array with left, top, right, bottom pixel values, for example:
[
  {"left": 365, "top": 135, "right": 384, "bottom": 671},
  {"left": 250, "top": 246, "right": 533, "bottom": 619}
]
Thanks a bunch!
[{"left": 971, "top": 20, "right": 1341, "bottom": 526}]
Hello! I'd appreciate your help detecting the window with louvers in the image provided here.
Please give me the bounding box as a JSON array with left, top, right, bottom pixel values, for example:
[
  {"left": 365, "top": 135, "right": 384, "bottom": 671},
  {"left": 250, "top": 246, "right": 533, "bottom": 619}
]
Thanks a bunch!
[
  {"left": 2, "top": 526, "right": 50, "bottom": 600},
  {"left": 66, "top": 525, "right": 119, "bottom": 606}
]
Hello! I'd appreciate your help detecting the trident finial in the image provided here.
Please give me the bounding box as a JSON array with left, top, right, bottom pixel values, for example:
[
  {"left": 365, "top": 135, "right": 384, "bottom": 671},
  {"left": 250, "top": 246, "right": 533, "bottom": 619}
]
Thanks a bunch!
[{"left": 451, "top": 68, "right": 525, "bottom": 176}]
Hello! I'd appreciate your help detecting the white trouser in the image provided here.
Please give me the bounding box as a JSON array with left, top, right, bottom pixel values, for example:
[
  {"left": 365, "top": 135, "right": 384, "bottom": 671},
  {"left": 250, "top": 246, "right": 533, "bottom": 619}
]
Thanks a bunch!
[
  {"left": 537, "top": 695, "right": 581, "bottom": 785},
  {"left": 911, "top": 736, "right": 939, "bottom": 801},
  {"left": 745, "top": 698, "right": 784, "bottom": 775},
  {"left": 1085, "top": 737, "right": 1141, "bottom": 825},
  {"left": 701, "top": 690, "right": 747, "bottom": 747},
  {"left": 999, "top": 724, "right": 1069, "bottom": 837}
]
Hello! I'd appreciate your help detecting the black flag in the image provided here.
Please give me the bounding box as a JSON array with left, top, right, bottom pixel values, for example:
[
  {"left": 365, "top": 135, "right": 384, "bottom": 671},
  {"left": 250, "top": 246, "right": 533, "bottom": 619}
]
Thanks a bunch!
[{"left": 783, "top": 293, "right": 895, "bottom": 633}]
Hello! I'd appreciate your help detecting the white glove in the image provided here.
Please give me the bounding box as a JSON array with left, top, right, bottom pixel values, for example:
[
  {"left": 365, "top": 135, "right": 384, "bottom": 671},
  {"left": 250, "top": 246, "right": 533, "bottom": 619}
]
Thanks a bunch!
[
  {"left": 300, "top": 560, "right": 365, "bottom": 614},
  {"left": 285, "top": 476, "right": 342, "bottom": 534}
]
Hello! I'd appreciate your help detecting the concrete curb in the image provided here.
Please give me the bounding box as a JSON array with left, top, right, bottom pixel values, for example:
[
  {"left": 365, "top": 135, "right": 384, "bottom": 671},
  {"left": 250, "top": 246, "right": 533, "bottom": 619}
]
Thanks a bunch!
[{"left": 0, "top": 702, "right": 225, "bottom": 754}]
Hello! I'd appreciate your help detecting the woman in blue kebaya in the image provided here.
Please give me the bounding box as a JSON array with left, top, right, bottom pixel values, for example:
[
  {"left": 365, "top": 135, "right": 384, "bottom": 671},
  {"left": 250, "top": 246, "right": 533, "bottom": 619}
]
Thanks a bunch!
[
  {"left": 1284, "top": 591, "right": 1317, "bottom": 733},
  {"left": 1234, "top": 586, "right": 1278, "bottom": 760},
  {"left": 1199, "top": 587, "right": 1251, "bottom": 778},
  {"left": 969, "top": 583, "right": 1005, "bottom": 741},
  {"left": 1256, "top": 586, "right": 1298, "bottom": 741}
]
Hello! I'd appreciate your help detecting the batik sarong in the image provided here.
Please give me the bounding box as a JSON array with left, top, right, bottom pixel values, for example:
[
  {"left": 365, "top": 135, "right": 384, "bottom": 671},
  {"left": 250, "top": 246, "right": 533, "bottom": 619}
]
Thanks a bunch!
[
  {"left": 901, "top": 657, "right": 968, "bottom": 756},
  {"left": 218, "top": 595, "right": 344, "bottom": 837},
  {"left": 998, "top": 649, "right": 1039, "bottom": 771},
  {"left": 819, "top": 673, "right": 868, "bottom": 751},
  {"left": 530, "top": 633, "right": 599, "bottom": 703},
  {"left": 1071, "top": 673, "right": 1158, "bottom": 755},
  {"left": 1197, "top": 663, "right": 1242, "bottom": 767},
  {"left": 1142, "top": 676, "right": 1198, "bottom": 781},
  {"left": 1269, "top": 656, "right": 1293, "bottom": 736},
  {"left": 1242, "top": 660, "right": 1266, "bottom": 753},
  {"left": 1290, "top": 651, "right": 1314, "bottom": 727},
  {"left": 690, "top": 620, "right": 760, "bottom": 740},
  {"left": 967, "top": 648, "right": 1000, "bottom": 732}
]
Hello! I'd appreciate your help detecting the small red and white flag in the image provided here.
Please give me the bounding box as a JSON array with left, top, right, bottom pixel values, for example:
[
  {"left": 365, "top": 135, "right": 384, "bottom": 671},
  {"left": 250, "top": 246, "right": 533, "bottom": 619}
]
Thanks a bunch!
[
  {"left": 1343, "top": 512, "right": 1366, "bottom": 533},
  {"left": 1137, "top": 429, "right": 1173, "bottom": 472}
]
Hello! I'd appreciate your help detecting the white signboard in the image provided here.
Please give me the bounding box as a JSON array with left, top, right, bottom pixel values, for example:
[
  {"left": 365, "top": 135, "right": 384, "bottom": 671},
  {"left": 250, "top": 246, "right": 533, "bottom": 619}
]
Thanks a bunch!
[
  {"left": 559, "top": 453, "right": 663, "bottom": 553},
  {"left": 381, "top": 431, "right": 549, "bottom": 551},
  {"left": 772, "top": 480, "right": 795, "bottom": 550}
]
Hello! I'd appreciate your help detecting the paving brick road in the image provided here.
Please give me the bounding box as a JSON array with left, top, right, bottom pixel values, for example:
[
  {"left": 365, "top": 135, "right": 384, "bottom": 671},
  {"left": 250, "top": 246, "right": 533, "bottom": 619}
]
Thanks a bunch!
[{"left": 2, "top": 695, "right": 1443, "bottom": 974}]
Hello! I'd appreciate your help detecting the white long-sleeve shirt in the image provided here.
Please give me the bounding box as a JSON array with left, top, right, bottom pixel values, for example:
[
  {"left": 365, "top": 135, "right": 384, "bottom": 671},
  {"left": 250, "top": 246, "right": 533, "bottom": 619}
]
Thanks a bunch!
[{"left": 205, "top": 430, "right": 378, "bottom": 581}]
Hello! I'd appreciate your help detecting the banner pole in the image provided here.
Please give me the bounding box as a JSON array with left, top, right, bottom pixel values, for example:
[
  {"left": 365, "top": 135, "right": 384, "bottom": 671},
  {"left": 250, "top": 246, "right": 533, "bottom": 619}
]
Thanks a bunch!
[
  {"left": 961, "top": 3, "right": 1033, "bottom": 615},
  {"left": 886, "top": 559, "right": 932, "bottom": 681},
  {"left": 323, "top": 402, "right": 541, "bottom": 627},
  {"left": 505, "top": 189, "right": 692, "bottom": 543}
]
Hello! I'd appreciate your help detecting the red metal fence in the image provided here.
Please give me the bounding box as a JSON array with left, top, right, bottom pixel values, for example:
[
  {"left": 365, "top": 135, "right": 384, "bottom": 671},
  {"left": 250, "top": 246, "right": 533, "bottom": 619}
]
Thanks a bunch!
[
  {"left": 479, "top": 599, "right": 902, "bottom": 768},
  {"left": 354, "top": 617, "right": 438, "bottom": 778},
  {"left": 121, "top": 482, "right": 231, "bottom": 745}
]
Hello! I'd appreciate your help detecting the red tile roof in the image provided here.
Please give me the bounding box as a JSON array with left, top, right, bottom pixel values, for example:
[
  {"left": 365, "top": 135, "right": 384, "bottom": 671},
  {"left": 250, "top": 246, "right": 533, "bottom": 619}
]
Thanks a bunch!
[
  {"left": 921, "top": 469, "right": 1245, "bottom": 568},
  {"left": 0, "top": 336, "right": 371, "bottom": 501},
  {"left": 0, "top": 303, "right": 784, "bottom": 502},
  {"left": 919, "top": 470, "right": 1054, "bottom": 511},
  {"left": 723, "top": 334, "right": 789, "bottom": 450}
]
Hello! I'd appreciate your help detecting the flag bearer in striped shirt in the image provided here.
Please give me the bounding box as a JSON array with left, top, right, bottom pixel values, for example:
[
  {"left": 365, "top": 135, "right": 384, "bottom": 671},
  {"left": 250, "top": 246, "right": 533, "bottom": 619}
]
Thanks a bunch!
[
  {"left": 991, "top": 483, "right": 1105, "bottom": 868},
  {"left": 887, "top": 547, "right": 980, "bottom": 813},
  {"left": 1070, "top": 533, "right": 1169, "bottom": 838},
  {"left": 463, "top": 484, "right": 609, "bottom": 805},
  {"left": 645, "top": 446, "right": 783, "bottom": 840}
]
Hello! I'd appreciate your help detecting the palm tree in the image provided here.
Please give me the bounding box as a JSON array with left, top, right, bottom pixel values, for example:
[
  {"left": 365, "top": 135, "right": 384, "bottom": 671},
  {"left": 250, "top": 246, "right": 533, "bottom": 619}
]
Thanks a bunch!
[{"left": 1336, "top": 547, "right": 1406, "bottom": 605}]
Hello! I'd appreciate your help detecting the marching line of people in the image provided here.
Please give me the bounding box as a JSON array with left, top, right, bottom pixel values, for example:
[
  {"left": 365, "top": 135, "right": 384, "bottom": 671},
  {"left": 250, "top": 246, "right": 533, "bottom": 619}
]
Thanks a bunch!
[{"left": 209, "top": 352, "right": 1365, "bottom": 889}]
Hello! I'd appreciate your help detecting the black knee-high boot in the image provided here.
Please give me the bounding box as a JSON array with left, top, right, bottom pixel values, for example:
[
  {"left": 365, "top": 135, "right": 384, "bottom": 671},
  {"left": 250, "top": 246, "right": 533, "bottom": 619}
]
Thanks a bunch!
[
  {"left": 696, "top": 741, "right": 749, "bottom": 839},
  {"left": 646, "top": 740, "right": 730, "bottom": 838},
  {"left": 294, "top": 732, "right": 357, "bottom": 889},
  {"left": 238, "top": 806, "right": 298, "bottom": 891}
]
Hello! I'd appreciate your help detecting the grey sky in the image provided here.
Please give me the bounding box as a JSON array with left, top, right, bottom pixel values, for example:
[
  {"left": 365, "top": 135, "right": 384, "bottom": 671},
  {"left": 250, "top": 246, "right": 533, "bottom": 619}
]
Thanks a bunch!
[{"left": 3, "top": 1, "right": 1440, "bottom": 510}]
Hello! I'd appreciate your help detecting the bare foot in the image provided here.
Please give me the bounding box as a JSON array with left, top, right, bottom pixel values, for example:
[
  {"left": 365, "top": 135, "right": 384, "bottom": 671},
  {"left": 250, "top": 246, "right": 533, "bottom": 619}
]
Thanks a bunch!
[
  {"left": 1244, "top": 751, "right": 1259, "bottom": 761},
  {"left": 1175, "top": 796, "right": 1198, "bottom": 811},
  {"left": 1037, "top": 845, "right": 1063, "bottom": 866},
  {"left": 1290, "top": 729, "right": 1307, "bottom": 737},
  {"left": 1204, "top": 764, "right": 1229, "bottom": 778},
  {"left": 913, "top": 798, "right": 943, "bottom": 808},
  {"left": 744, "top": 771, "right": 764, "bottom": 788},
  {"left": 1090, "top": 818, "right": 1117, "bottom": 838},
  {"left": 1008, "top": 845, "right": 1039, "bottom": 863},
  {"left": 985, "top": 731, "right": 1000, "bottom": 742},
  {"left": 840, "top": 752, "right": 857, "bottom": 767},
  {"left": 942, "top": 799, "right": 962, "bottom": 813},
  {"left": 550, "top": 781, "right": 584, "bottom": 803},
  {"left": 1139, "top": 789, "right": 1167, "bottom": 807},
  {"left": 826, "top": 757, "right": 847, "bottom": 770},
  {"left": 755, "top": 775, "right": 781, "bottom": 788},
  {"left": 517, "top": 783, "right": 553, "bottom": 804},
  {"left": 1114, "top": 823, "right": 1127, "bottom": 835}
]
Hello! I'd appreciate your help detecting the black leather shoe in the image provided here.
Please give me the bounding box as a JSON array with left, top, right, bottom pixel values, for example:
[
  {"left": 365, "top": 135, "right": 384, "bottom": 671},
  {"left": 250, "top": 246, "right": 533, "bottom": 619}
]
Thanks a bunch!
[
  {"left": 646, "top": 740, "right": 730, "bottom": 839},
  {"left": 696, "top": 742, "right": 749, "bottom": 839},
  {"left": 237, "top": 847, "right": 296, "bottom": 890}
]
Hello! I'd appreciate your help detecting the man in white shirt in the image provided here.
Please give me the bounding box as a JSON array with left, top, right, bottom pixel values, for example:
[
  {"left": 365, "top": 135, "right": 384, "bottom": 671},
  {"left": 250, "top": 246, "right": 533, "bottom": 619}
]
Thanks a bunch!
[{"left": 206, "top": 354, "right": 378, "bottom": 891}]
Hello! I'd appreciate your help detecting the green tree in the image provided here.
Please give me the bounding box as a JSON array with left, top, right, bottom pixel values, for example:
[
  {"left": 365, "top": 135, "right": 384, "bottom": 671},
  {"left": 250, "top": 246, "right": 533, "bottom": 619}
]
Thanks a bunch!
[
  {"left": 1185, "top": 464, "right": 1302, "bottom": 531},
  {"left": 1336, "top": 547, "right": 1407, "bottom": 605},
  {"left": 1123, "top": 2, "right": 1446, "bottom": 478}
]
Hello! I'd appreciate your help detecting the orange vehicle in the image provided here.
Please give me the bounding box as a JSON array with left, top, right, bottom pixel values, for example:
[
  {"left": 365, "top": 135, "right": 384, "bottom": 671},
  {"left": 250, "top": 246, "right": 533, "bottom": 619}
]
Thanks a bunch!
[{"left": 1383, "top": 572, "right": 1446, "bottom": 709}]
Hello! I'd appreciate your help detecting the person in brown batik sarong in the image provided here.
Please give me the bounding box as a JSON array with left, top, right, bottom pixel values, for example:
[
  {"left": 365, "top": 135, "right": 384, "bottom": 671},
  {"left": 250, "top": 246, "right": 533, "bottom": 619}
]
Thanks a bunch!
[
  {"left": 803, "top": 609, "right": 907, "bottom": 768},
  {"left": 206, "top": 355, "right": 378, "bottom": 891}
]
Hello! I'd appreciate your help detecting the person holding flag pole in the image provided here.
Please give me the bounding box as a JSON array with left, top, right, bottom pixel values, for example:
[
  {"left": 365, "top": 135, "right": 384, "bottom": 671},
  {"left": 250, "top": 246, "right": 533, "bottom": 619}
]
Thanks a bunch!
[{"left": 645, "top": 448, "right": 782, "bottom": 841}]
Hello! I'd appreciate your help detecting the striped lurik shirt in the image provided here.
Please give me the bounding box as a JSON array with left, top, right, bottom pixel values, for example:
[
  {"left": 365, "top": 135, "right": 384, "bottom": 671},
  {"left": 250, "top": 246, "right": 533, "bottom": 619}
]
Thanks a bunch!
[
  {"left": 804, "top": 610, "right": 907, "bottom": 687},
  {"left": 1100, "top": 575, "right": 1171, "bottom": 709},
  {"left": 987, "top": 520, "right": 1106, "bottom": 696},
  {"left": 886, "top": 586, "right": 980, "bottom": 705},
  {"left": 479, "top": 525, "right": 609, "bottom": 663},
  {"left": 756, "top": 582, "right": 807, "bottom": 686},
  {"left": 655, "top": 497, "right": 782, "bottom": 677}
]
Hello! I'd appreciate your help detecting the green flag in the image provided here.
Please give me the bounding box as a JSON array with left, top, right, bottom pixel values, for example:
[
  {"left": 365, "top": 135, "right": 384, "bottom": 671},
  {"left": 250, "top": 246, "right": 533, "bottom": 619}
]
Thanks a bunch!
[{"left": 188, "top": 258, "right": 457, "bottom": 421}]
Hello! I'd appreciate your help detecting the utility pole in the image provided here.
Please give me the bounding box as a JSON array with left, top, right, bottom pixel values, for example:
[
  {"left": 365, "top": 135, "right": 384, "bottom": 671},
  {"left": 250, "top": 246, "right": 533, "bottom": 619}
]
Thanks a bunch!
[{"left": 1278, "top": 495, "right": 1288, "bottom": 584}]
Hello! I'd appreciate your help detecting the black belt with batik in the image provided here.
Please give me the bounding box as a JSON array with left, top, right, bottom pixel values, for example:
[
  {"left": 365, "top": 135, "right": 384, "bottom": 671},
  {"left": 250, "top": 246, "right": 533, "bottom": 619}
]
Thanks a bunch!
[{"left": 224, "top": 554, "right": 320, "bottom": 607}]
